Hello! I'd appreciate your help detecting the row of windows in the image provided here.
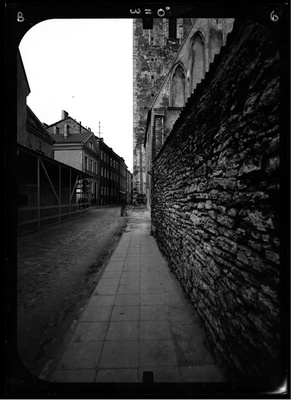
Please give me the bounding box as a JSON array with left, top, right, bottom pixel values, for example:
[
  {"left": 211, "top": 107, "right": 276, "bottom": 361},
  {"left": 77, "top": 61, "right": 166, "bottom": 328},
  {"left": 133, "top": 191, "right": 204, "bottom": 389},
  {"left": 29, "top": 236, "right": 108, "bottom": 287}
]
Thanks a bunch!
[
  {"left": 100, "top": 150, "right": 119, "bottom": 169},
  {"left": 84, "top": 156, "right": 98, "bottom": 174},
  {"left": 84, "top": 181, "right": 119, "bottom": 197},
  {"left": 84, "top": 155, "right": 123, "bottom": 183},
  {"left": 101, "top": 167, "right": 119, "bottom": 182},
  {"left": 101, "top": 187, "right": 118, "bottom": 197}
]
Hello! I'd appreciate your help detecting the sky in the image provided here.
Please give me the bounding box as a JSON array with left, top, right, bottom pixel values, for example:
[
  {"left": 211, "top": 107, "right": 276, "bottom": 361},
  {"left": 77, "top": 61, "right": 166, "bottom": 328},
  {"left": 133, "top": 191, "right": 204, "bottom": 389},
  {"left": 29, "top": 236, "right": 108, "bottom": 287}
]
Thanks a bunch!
[{"left": 19, "top": 18, "right": 133, "bottom": 171}]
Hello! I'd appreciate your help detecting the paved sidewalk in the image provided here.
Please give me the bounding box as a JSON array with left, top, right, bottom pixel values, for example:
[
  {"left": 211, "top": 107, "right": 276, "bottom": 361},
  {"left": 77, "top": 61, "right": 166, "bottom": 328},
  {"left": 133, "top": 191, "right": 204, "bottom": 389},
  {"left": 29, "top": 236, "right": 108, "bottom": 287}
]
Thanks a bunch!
[{"left": 51, "top": 210, "right": 226, "bottom": 383}]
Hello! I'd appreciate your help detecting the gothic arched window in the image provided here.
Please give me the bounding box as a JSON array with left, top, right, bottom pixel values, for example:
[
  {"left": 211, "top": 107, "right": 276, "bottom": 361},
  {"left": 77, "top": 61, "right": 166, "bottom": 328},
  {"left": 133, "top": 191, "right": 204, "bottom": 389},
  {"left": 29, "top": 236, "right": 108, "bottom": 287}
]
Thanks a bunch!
[
  {"left": 191, "top": 32, "right": 205, "bottom": 91},
  {"left": 171, "top": 64, "right": 186, "bottom": 107}
]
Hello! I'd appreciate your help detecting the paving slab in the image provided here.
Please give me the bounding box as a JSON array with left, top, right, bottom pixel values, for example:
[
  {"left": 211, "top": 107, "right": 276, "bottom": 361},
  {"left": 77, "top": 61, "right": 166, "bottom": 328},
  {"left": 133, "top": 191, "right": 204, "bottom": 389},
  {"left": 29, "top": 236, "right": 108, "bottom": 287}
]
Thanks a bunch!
[
  {"left": 96, "top": 368, "right": 139, "bottom": 382},
  {"left": 51, "top": 209, "right": 227, "bottom": 383},
  {"left": 81, "top": 306, "right": 112, "bottom": 322},
  {"left": 111, "top": 305, "right": 140, "bottom": 320},
  {"left": 106, "top": 321, "right": 139, "bottom": 341},
  {"left": 52, "top": 369, "right": 97, "bottom": 383},
  {"left": 99, "top": 340, "right": 139, "bottom": 369},
  {"left": 139, "top": 339, "right": 178, "bottom": 367},
  {"left": 58, "top": 342, "right": 103, "bottom": 370}
]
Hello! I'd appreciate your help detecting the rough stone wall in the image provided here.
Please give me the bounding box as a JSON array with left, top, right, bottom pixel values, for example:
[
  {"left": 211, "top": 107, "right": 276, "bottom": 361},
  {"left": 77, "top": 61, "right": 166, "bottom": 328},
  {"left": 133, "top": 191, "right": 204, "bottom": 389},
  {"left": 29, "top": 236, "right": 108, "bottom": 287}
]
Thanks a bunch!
[{"left": 151, "top": 19, "right": 281, "bottom": 381}]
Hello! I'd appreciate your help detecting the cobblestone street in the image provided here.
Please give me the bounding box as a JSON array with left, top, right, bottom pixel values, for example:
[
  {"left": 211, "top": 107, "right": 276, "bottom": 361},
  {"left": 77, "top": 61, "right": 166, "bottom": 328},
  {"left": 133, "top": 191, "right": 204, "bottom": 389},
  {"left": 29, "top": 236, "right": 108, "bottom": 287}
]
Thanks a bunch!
[{"left": 17, "top": 205, "right": 126, "bottom": 377}]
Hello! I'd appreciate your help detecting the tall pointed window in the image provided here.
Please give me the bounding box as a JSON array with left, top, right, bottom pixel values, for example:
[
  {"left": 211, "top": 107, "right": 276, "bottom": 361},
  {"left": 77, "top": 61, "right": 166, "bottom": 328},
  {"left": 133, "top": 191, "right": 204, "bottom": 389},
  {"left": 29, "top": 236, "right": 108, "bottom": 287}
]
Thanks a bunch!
[
  {"left": 171, "top": 64, "right": 186, "bottom": 107},
  {"left": 191, "top": 32, "right": 205, "bottom": 91}
]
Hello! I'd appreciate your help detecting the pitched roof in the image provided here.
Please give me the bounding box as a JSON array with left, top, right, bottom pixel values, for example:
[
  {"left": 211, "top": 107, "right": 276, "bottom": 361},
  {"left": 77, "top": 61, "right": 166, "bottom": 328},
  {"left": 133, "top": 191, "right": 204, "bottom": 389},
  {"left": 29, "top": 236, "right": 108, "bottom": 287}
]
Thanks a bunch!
[
  {"left": 49, "top": 131, "right": 92, "bottom": 144},
  {"left": 46, "top": 116, "right": 74, "bottom": 128},
  {"left": 26, "top": 106, "right": 54, "bottom": 144}
]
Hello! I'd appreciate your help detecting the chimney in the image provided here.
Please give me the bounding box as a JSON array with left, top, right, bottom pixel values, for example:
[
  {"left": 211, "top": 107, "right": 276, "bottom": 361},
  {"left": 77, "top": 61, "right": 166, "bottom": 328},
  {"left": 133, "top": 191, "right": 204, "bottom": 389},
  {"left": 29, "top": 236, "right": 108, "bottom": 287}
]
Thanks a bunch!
[{"left": 61, "top": 110, "right": 69, "bottom": 119}]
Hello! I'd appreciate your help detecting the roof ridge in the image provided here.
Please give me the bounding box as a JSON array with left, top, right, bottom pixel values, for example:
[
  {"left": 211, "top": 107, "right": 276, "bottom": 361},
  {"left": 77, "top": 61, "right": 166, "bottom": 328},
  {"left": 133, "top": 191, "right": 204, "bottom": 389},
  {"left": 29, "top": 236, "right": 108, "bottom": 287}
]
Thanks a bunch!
[{"left": 49, "top": 130, "right": 93, "bottom": 143}]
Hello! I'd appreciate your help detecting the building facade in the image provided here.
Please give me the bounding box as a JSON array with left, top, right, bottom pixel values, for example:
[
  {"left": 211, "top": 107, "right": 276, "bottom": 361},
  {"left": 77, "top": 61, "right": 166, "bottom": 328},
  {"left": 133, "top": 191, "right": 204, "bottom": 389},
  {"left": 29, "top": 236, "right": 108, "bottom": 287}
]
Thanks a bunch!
[
  {"left": 17, "top": 51, "right": 90, "bottom": 233},
  {"left": 46, "top": 114, "right": 100, "bottom": 205},
  {"left": 126, "top": 169, "right": 133, "bottom": 205},
  {"left": 119, "top": 158, "right": 127, "bottom": 205},
  {"left": 96, "top": 138, "right": 120, "bottom": 205},
  {"left": 133, "top": 17, "right": 194, "bottom": 197},
  {"left": 144, "top": 18, "right": 234, "bottom": 206}
]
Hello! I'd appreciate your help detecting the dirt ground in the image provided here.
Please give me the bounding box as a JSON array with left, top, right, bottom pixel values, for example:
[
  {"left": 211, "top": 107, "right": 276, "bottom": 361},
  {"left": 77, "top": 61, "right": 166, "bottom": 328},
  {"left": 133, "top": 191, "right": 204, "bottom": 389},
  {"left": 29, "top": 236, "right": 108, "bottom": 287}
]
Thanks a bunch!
[{"left": 17, "top": 205, "right": 128, "bottom": 378}]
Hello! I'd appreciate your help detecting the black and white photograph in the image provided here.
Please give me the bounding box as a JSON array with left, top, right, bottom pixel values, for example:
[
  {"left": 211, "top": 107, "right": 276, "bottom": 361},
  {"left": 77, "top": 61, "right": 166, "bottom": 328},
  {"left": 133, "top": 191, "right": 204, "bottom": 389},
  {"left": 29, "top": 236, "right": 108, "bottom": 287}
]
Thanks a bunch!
[{"left": 5, "top": 2, "right": 290, "bottom": 398}]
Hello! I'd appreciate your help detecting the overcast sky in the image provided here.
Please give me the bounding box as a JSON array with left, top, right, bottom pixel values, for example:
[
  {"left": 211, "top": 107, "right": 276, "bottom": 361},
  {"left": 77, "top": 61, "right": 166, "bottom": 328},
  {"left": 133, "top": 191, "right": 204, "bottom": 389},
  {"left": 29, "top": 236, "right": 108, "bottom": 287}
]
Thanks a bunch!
[{"left": 19, "top": 18, "right": 133, "bottom": 171}]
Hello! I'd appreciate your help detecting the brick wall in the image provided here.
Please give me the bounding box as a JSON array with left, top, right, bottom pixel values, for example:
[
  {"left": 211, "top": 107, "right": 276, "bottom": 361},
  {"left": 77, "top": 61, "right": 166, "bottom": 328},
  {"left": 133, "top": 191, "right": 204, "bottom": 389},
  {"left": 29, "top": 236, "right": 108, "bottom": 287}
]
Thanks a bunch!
[{"left": 151, "top": 19, "right": 284, "bottom": 382}]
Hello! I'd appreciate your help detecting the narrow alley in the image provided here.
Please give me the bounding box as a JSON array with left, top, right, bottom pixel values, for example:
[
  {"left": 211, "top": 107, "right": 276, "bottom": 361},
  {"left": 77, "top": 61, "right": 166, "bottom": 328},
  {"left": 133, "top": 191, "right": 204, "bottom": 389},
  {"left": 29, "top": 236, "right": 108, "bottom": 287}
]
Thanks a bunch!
[
  {"left": 9, "top": 7, "right": 288, "bottom": 397},
  {"left": 42, "top": 207, "right": 227, "bottom": 384}
]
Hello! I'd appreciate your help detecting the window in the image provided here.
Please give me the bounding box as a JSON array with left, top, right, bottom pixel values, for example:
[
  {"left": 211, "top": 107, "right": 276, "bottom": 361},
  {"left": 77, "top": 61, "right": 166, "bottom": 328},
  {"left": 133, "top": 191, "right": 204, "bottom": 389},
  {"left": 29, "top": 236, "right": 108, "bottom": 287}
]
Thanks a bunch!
[
  {"left": 191, "top": 32, "right": 205, "bottom": 90},
  {"left": 95, "top": 162, "right": 97, "bottom": 174},
  {"left": 101, "top": 166, "right": 103, "bottom": 177},
  {"left": 169, "top": 18, "right": 177, "bottom": 39},
  {"left": 90, "top": 159, "right": 93, "bottom": 172},
  {"left": 89, "top": 141, "right": 93, "bottom": 149},
  {"left": 84, "top": 156, "right": 88, "bottom": 170},
  {"left": 101, "top": 186, "right": 103, "bottom": 195},
  {"left": 179, "top": 25, "right": 184, "bottom": 42},
  {"left": 171, "top": 64, "right": 186, "bottom": 107}
]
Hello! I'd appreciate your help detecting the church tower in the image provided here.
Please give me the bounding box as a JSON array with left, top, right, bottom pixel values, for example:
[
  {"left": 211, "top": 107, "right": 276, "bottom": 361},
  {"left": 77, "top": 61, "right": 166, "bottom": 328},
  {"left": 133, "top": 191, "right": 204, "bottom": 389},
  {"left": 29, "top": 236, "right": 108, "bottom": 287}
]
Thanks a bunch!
[{"left": 133, "top": 18, "right": 193, "bottom": 197}]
